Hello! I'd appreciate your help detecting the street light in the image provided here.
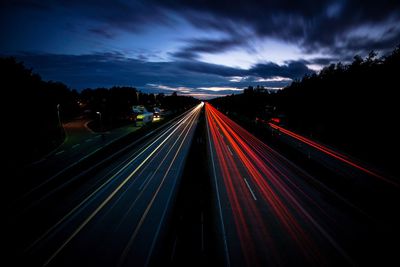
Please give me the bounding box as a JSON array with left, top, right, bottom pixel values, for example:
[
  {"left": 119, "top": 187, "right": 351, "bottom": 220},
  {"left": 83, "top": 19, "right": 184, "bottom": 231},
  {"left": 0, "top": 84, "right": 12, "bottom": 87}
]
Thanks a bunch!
[
  {"left": 96, "top": 111, "right": 103, "bottom": 132},
  {"left": 136, "top": 91, "right": 140, "bottom": 104}
]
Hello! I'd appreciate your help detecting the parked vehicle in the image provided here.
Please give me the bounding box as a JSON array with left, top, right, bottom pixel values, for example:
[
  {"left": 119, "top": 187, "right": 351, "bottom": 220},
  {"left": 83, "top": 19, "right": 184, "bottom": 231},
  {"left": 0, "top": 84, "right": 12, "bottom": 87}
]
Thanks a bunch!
[{"left": 132, "top": 105, "right": 153, "bottom": 126}]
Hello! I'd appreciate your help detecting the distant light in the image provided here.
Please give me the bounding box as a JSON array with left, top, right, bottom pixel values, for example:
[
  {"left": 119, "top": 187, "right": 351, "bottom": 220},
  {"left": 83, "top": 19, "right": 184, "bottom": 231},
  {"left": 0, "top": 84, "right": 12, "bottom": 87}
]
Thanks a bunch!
[{"left": 270, "top": 118, "right": 281, "bottom": 124}]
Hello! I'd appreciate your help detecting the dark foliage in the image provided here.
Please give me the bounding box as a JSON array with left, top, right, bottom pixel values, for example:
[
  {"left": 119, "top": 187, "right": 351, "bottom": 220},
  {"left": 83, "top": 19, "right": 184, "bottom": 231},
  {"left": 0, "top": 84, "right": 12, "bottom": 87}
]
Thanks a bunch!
[
  {"left": 80, "top": 87, "right": 198, "bottom": 131},
  {"left": 158, "top": 91, "right": 199, "bottom": 112},
  {"left": 211, "top": 46, "right": 400, "bottom": 174},
  {"left": 1, "top": 57, "right": 80, "bottom": 167},
  {"left": 211, "top": 86, "right": 280, "bottom": 120},
  {"left": 1, "top": 57, "right": 198, "bottom": 167}
]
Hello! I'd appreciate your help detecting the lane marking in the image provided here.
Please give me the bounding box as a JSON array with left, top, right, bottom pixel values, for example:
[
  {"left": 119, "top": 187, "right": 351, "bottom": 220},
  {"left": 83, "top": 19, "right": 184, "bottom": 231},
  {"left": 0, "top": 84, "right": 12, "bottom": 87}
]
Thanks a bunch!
[
  {"left": 138, "top": 171, "right": 155, "bottom": 191},
  {"left": 55, "top": 150, "right": 65, "bottom": 156},
  {"left": 144, "top": 111, "right": 201, "bottom": 266},
  {"left": 25, "top": 120, "right": 181, "bottom": 254},
  {"left": 42, "top": 105, "right": 201, "bottom": 266},
  {"left": 120, "top": 105, "right": 202, "bottom": 267},
  {"left": 170, "top": 237, "right": 178, "bottom": 261},
  {"left": 85, "top": 138, "right": 93, "bottom": 142},
  {"left": 243, "top": 178, "right": 258, "bottom": 201},
  {"left": 32, "top": 158, "right": 46, "bottom": 164},
  {"left": 20, "top": 105, "right": 197, "bottom": 212},
  {"left": 205, "top": 106, "right": 231, "bottom": 267},
  {"left": 226, "top": 145, "right": 233, "bottom": 156},
  {"left": 72, "top": 144, "right": 80, "bottom": 149}
]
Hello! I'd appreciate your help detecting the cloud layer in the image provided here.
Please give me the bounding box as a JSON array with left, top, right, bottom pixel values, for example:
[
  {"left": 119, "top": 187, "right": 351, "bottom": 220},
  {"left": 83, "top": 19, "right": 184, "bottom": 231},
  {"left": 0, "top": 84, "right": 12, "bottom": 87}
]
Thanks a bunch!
[
  {"left": 3, "top": 0, "right": 399, "bottom": 57},
  {"left": 12, "top": 52, "right": 311, "bottom": 98},
  {"left": 2, "top": 0, "right": 399, "bottom": 98}
]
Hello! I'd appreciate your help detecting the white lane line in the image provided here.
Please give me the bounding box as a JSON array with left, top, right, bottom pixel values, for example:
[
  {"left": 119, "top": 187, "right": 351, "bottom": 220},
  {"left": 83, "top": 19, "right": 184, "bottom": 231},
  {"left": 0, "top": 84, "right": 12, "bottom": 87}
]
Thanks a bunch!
[
  {"left": 226, "top": 145, "right": 233, "bottom": 156},
  {"left": 138, "top": 171, "right": 154, "bottom": 191},
  {"left": 144, "top": 109, "right": 202, "bottom": 267},
  {"left": 55, "top": 150, "right": 65, "bottom": 156},
  {"left": 243, "top": 178, "right": 257, "bottom": 201},
  {"left": 206, "top": 110, "right": 231, "bottom": 267},
  {"left": 21, "top": 105, "right": 195, "bottom": 208},
  {"left": 85, "top": 138, "right": 93, "bottom": 142},
  {"left": 218, "top": 128, "right": 223, "bottom": 138},
  {"left": 95, "top": 135, "right": 101, "bottom": 138},
  {"left": 32, "top": 158, "right": 46, "bottom": 164},
  {"left": 121, "top": 105, "right": 202, "bottom": 267},
  {"left": 72, "top": 144, "right": 80, "bottom": 149},
  {"left": 43, "top": 106, "right": 199, "bottom": 266},
  {"left": 170, "top": 237, "right": 178, "bottom": 261},
  {"left": 25, "top": 118, "right": 181, "bottom": 254}
]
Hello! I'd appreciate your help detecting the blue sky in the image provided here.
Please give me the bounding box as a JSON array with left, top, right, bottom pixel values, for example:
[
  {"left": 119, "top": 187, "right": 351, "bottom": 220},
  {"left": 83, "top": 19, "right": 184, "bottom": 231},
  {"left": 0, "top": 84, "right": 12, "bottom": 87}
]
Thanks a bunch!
[{"left": 1, "top": 0, "right": 399, "bottom": 99}]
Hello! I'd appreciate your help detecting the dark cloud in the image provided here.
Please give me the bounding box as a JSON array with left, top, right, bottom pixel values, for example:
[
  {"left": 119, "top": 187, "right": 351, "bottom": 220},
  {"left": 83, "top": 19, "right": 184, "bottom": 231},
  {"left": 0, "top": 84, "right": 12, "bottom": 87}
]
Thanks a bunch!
[
  {"left": 328, "top": 32, "right": 400, "bottom": 59},
  {"left": 176, "top": 59, "right": 313, "bottom": 80},
  {"left": 309, "top": 57, "right": 339, "bottom": 66},
  {"left": 176, "top": 61, "right": 245, "bottom": 77},
  {"left": 7, "top": 52, "right": 308, "bottom": 97},
  {"left": 154, "top": 0, "right": 400, "bottom": 55},
  {"left": 3, "top": 0, "right": 399, "bottom": 97},
  {"left": 1, "top": 0, "right": 173, "bottom": 33},
  {"left": 171, "top": 38, "right": 246, "bottom": 60},
  {"left": 249, "top": 60, "right": 313, "bottom": 80},
  {"left": 8, "top": 52, "right": 233, "bottom": 90},
  {"left": 88, "top": 28, "right": 115, "bottom": 39},
  {"left": 169, "top": 50, "right": 198, "bottom": 60},
  {"left": 1, "top": 0, "right": 50, "bottom": 10},
  {"left": 3, "top": 0, "right": 399, "bottom": 56}
]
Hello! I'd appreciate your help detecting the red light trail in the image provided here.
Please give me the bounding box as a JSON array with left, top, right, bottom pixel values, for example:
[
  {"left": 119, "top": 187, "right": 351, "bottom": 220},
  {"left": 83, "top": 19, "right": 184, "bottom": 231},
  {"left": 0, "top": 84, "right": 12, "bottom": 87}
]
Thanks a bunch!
[
  {"left": 206, "top": 103, "right": 353, "bottom": 266},
  {"left": 267, "top": 122, "right": 397, "bottom": 187}
]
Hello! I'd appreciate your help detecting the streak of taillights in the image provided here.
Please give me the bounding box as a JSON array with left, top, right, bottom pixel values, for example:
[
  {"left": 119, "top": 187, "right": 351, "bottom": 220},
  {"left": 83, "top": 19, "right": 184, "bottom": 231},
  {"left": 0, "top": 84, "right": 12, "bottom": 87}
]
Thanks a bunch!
[
  {"left": 206, "top": 103, "right": 353, "bottom": 265},
  {"left": 268, "top": 122, "right": 397, "bottom": 186},
  {"left": 206, "top": 105, "right": 276, "bottom": 266}
]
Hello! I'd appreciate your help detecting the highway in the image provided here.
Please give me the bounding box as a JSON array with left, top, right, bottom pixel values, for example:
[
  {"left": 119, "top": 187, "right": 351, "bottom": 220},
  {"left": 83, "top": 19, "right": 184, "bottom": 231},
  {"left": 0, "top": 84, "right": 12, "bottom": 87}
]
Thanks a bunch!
[
  {"left": 205, "top": 103, "right": 399, "bottom": 266},
  {"left": 15, "top": 117, "right": 140, "bottom": 198},
  {"left": 266, "top": 121, "right": 397, "bottom": 186},
  {"left": 9, "top": 103, "right": 203, "bottom": 266}
]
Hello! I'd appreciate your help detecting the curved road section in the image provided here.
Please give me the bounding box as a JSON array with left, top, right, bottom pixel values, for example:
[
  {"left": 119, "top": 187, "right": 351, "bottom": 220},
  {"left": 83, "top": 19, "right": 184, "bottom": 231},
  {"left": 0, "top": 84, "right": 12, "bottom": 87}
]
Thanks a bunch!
[
  {"left": 205, "top": 103, "right": 398, "bottom": 267},
  {"left": 21, "top": 103, "right": 203, "bottom": 266}
]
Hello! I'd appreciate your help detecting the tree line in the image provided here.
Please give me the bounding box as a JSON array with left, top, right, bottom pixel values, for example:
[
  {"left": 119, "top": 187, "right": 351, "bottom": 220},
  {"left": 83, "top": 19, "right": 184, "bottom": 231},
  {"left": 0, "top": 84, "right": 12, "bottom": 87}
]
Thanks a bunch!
[
  {"left": 211, "top": 46, "right": 400, "bottom": 175},
  {"left": 1, "top": 57, "right": 198, "bottom": 167}
]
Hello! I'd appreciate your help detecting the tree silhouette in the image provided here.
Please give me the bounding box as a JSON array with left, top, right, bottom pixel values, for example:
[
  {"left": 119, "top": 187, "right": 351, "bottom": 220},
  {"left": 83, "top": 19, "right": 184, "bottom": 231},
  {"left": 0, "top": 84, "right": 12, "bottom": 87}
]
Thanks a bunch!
[
  {"left": 1, "top": 57, "right": 198, "bottom": 168},
  {"left": 1, "top": 57, "right": 79, "bottom": 167},
  {"left": 211, "top": 45, "right": 400, "bottom": 175}
]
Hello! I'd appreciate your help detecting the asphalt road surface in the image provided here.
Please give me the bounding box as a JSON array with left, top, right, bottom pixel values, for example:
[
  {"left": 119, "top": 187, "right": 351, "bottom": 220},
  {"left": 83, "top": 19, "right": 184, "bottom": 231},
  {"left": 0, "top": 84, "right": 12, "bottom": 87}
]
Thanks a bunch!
[
  {"left": 205, "top": 103, "right": 399, "bottom": 267},
  {"left": 7, "top": 103, "right": 398, "bottom": 267},
  {"left": 19, "top": 117, "right": 139, "bottom": 186},
  {"left": 8, "top": 103, "right": 202, "bottom": 266}
]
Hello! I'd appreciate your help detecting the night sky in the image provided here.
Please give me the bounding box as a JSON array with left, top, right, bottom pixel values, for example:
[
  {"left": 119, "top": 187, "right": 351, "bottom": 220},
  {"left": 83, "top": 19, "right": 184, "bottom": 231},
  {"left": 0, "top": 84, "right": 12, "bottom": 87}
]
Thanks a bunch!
[{"left": 1, "top": 0, "right": 399, "bottom": 98}]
